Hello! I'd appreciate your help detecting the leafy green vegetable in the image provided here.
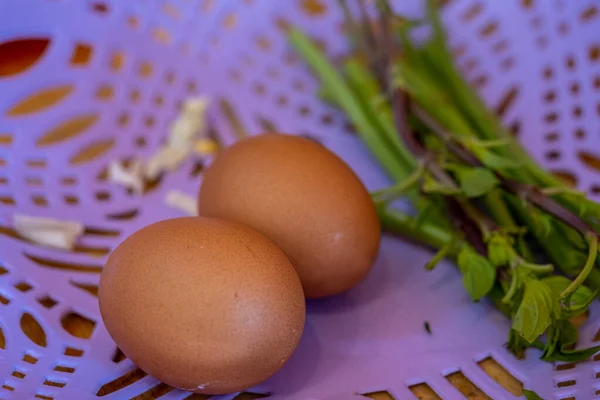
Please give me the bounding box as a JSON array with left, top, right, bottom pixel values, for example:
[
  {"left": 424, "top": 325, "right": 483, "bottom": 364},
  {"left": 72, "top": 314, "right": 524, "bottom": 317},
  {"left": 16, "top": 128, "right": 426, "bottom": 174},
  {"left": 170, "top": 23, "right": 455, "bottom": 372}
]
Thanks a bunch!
[
  {"left": 523, "top": 390, "right": 544, "bottom": 400},
  {"left": 487, "top": 234, "right": 515, "bottom": 267},
  {"left": 457, "top": 246, "right": 496, "bottom": 301},
  {"left": 456, "top": 167, "right": 499, "bottom": 198},
  {"left": 542, "top": 276, "right": 594, "bottom": 309},
  {"left": 292, "top": 0, "right": 600, "bottom": 365},
  {"left": 512, "top": 279, "right": 560, "bottom": 343}
]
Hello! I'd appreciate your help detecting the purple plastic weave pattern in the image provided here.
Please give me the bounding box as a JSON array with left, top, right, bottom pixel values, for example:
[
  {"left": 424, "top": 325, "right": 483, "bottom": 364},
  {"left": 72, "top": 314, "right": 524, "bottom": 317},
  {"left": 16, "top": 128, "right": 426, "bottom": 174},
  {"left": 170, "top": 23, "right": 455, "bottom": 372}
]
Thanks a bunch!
[{"left": 1, "top": 0, "right": 600, "bottom": 399}]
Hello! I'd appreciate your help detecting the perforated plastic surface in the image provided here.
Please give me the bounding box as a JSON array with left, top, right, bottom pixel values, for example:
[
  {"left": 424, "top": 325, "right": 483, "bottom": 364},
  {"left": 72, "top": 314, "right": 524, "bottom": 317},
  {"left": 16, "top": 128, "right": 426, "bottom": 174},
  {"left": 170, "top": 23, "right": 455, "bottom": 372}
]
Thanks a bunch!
[{"left": 1, "top": 0, "right": 600, "bottom": 399}]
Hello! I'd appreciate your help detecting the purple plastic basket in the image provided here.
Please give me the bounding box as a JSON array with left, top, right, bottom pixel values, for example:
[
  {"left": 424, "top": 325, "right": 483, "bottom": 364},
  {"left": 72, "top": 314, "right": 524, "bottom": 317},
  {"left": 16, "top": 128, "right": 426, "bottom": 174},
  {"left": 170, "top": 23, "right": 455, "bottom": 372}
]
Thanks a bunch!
[{"left": 1, "top": 0, "right": 600, "bottom": 398}]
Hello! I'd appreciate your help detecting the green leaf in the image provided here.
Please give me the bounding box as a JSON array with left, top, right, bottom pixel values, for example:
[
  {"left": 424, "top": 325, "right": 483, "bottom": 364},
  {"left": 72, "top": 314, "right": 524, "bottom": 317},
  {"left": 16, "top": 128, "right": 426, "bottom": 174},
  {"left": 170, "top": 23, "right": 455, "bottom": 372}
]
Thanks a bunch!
[
  {"left": 523, "top": 390, "right": 544, "bottom": 400},
  {"left": 542, "top": 276, "right": 594, "bottom": 310},
  {"left": 554, "top": 221, "right": 587, "bottom": 250},
  {"left": 478, "top": 149, "right": 523, "bottom": 169},
  {"left": 457, "top": 246, "right": 496, "bottom": 301},
  {"left": 530, "top": 213, "right": 553, "bottom": 238},
  {"left": 512, "top": 279, "right": 560, "bottom": 343},
  {"left": 487, "top": 234, "right": 515, "bottom": 267},
  {"left": 456, "top": 167, "right": 499, "bottom": 198},
  {"left": 541, "top": 344, "right": 600, "bottom": 362},
  {"left": 559, "top": 320, "right": 579, "bottom": 349},
  {"left": 422, "top": 174, "right": 461, "bottom": 195},
  {"left": 507, "top": 329, "right": 543, "bottom": 359}
]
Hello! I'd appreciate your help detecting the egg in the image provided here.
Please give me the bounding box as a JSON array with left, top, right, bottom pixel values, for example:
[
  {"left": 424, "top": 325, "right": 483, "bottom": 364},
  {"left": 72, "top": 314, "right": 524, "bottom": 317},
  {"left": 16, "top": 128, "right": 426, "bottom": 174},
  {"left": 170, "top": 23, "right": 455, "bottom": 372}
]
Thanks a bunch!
[
  {"left": 198, "top": 133, "right": 381, "bottom": 298},
  {"left": 99, "top": 217, "right": 305, "bottom": 394}
]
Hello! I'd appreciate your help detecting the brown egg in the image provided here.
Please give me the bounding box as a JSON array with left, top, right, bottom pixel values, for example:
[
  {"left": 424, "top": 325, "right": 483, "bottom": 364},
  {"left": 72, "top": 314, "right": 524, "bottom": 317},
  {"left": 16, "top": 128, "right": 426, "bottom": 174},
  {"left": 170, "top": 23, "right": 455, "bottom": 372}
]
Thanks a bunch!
[
  {"left": 199, "top": 133, "right": 381, "bottom": 298},
  {"left": 99, "top": 217, "right": 305, "bottom": 394}
]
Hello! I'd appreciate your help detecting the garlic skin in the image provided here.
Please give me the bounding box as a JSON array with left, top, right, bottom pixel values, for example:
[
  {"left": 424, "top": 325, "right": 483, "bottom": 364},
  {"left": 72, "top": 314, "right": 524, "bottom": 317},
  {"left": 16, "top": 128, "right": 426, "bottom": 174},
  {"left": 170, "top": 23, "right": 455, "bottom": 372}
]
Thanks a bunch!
[
  {"left": 13, "top": 214, "right": 84, "bottom": 250},
  {"left": 144, "top": 97, "right": 211, "bottom": 180},
  {"left": 165, "top": 190, "right": 198, "bottom": 216},
  {"left": 108, "top": 159, "right": 144, "bottom": 194}
]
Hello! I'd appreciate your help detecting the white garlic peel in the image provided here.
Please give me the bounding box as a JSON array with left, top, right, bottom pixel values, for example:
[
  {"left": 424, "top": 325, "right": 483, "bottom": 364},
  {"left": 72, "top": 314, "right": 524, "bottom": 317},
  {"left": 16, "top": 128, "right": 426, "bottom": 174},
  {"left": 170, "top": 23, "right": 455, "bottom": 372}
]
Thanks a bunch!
[
  {"left": 13, "top": 214, "right": 84, "bottom": 250},
  {"left": 144, "top": 97, "right": 211, "bottom": 180},
  {"left": 165, "top": 190, "right": 198, "bottom": 216},
  {"left": 108, "top": 159, "right": 144, "bottom": 194},
  {"left": 168, "top": 97, "right": 210, "bottom": 147},
  {"left": 145, "top": 146, "right": 192, "bottom": 181}
]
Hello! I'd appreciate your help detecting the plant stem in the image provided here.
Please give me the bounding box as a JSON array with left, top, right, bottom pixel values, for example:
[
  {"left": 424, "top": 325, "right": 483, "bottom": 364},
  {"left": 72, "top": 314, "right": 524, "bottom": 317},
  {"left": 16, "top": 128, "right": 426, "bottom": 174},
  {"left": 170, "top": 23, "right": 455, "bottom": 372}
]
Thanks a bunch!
[
  {"left": 561, "top": 233, "right": 599, "bottom": 300},
  {"left": 378, "top": 207, "right": 457, "bottom": 252}
]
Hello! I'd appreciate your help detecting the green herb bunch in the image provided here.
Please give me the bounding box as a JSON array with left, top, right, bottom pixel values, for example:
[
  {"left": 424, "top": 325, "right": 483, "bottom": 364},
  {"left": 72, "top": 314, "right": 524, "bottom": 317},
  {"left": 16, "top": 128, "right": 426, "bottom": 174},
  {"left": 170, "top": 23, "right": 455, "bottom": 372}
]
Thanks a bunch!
[{"left": 290, "top": 0, "right": 600, "bottom": 363}]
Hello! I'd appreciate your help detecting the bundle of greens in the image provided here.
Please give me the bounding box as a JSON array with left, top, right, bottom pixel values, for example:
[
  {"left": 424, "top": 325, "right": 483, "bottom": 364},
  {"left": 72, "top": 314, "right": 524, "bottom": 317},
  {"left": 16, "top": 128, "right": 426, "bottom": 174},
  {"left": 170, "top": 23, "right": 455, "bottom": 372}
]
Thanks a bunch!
[{"left": 290, "top": 0, "right": 600, "bottom": 362}]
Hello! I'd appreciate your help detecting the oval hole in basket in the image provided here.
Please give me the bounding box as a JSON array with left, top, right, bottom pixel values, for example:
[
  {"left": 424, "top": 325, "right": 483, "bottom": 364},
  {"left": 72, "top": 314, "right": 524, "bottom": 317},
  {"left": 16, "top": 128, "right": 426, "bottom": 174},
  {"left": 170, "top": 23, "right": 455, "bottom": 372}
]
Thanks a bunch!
[
  {"left": 11, "top": 370, "right": 25, "bottom": 379},
  {"left": 223, "top": 13, "right": 238, "bottom": 29},
  {"left": 521, "top": 0, "right": 534, "bottom": 8},
  {"left": 36, "top": 113, "right": 98, "bottom": 147},
  {"left": 300, "top": 0, "right": 327, "bottom": 16},
  {"left": 408, "top": 383, "right": 441, "bottom": 399},
  {"left": 578, "top": 151, "right": 600, "bottom": 172},
  {"left": 127, "top": 15, "right": 140, "bottom": 29},
  {"left": 551, "top": 170, "right": 578, "bottom": 187},
  {"left": 200, "top": 0, "right": 215, "bottom": 13},
  {"left": 69, "top": 138, "right": 115, "bottom": 165},
  {"left": 43, "top": 379, "right": 66, "bottom": 388},
  {"left": 64, "top": 347, "right": 84, "bottom": 357},
  {"left": 84, "top": 225, "right": 120, "bottom": 236},
  {"left": 14, "top": 281, "right": 33, "bottom": 292},
  {"left": 233, "top": 393, "right": 270, "bottom": 400},
  {"left": 70, "top": 281, "right": 99, "bottom": 297},
  {"left": 461, "top": 3, "right": 483, "bottom": 22},
  {"left": 219, "top": 98, "right": 247, "bottom": 138},
  {"left": 71, "top": 43, "right": 93, "bottom": 67},
  {"left": 256, "top": 116, "right": 278, "bottom": 132},
  {"left": 96, "top": 84, "right": 114, "bottom": 101},
  {"left": 0, "top": 195, "right": 15, "bottom": 205},
  {"left": 581, "top": 5, "right": 598, "bottom": 22},
  {"left": 54, "top": 365, "right": 76, "bottom": 374},
  {"left": 362, "top": 390, "right": 395, "bottom": 399},
  {"left": 112, "top": 347, "right": 126, "bottom": 363},
  {"left": 0, "top": 38, "right": 50, "bottom": 78},
  {"left": 96, "top": 368, "right": 147, "bottom": 396},
  {"left": 162, "top": 3, "right": 181, "bottom": 20},
  {"left": 24, "top": 253, "right": 103, "bottom": 273},
  {"left": 20, "top": 312, "right": 47, "bottom": 347},
  {"left": 23, "top": 353, "right": 37, "bottom": 364},
  {"left": 6, "top": 85, "right": 73, "bottom": 117},
  {"left": 153, "top": 28, "right": 173, "bottom": 45},
  {"left": 91, "top": 2, "right": 109, "bottom": 14},
  {"left": 130, "top": 383, "right": 174, "bottom": 400},
  {"left": 138, "top": 61, "right": 154, "bottom": 78},
  {"left": 106, "top": 208, "right": 139, "bottom": 221},
  {"left": 0, "top": 133, "right": 12, "bottom": 145},
  {"left": 0, "top": 325, "right": 5, "bottom": 349},
  {"left": 477, "top": 357, "right": 523, "bottom": 396},
  {"left": 446, "top": 371, "right": 491, "bottom": 399},
  {"left": 128, "top": 88, "right": 141, "bottom": 104},
  {"left": 479, "top": 20, "right": 499, "bottom": 38},
  {"left": 38, "top": 295, "right": 58, "bottom": 309},
  {"left": 31, "top": 194, "right": 48, "bottom": 206},
  {"left": 34, "top": 394, "right": 52, "bottom": 400},
  {"left": 110, "top": 51, "right": 126, "bottom": 71},
  {"left": 61, "top": 311, "right": 96, "bottom": 339},
  {"left": 256, "top": 36, "right": 271, "bottom": 52},
  {"left": 494, "top": 86, "right": 519, "bottom": 117}
]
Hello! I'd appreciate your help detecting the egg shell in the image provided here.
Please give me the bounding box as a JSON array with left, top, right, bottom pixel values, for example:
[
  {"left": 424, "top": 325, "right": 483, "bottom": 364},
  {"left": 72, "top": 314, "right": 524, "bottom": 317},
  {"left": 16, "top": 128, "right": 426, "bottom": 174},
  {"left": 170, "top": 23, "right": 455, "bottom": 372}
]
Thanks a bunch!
[
  {"left": 198, "top": 133, "right": 381, "bottom": 298},
  {"left": 99, "top": 217, "right": 306, "bottom": 394}
]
